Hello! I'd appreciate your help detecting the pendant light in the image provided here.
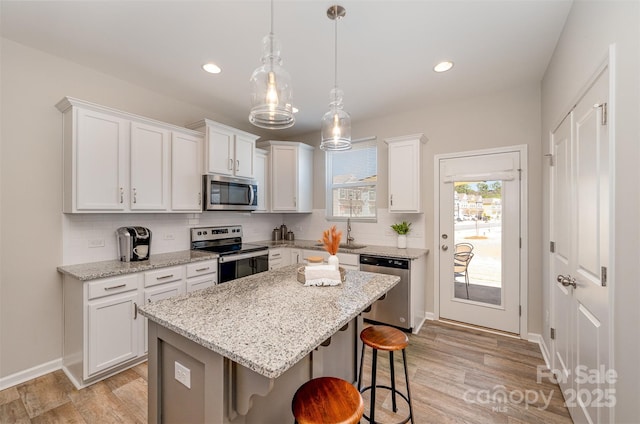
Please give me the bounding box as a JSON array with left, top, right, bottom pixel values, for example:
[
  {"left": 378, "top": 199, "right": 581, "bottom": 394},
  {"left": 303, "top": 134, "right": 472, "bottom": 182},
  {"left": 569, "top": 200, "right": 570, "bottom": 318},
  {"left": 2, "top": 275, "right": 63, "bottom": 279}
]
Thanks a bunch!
[
  {"left": 249, "top": 0, "right": 295, "bottom": 129},
  {"left": 320, "top": 5, "right": 351, "bottom": 151}
]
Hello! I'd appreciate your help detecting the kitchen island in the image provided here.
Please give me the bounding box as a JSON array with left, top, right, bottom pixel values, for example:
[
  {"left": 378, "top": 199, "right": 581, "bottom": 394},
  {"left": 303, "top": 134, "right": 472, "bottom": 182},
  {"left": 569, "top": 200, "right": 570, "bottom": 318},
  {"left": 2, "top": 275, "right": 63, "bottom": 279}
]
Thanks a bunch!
[{"left": 139, "top": 264, "right": 400, "bottom": 424}]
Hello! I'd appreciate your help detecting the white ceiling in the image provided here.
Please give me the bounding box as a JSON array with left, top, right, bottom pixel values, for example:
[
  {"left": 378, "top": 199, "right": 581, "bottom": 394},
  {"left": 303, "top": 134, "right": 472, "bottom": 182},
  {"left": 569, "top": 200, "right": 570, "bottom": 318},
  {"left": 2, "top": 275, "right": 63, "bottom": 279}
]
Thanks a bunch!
[{"left": 1, "top": 0, "right": 573, "bottom": 138}]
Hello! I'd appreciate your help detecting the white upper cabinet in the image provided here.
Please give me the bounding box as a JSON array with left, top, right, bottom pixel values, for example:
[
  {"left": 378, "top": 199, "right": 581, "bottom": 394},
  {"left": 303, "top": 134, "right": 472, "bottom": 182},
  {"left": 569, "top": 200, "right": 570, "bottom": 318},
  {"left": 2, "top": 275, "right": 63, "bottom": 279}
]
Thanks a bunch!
[
  {"left": 56, "top": 97, "right": 203, "bottom": 213},
  {"left": 386, "top": 134, "right": 427, "bottom": 213},
  {"left": 171, "top": 132, "right": 203, "bottom": 211},
  {"left": 254, "top": 148, "right": 269, "bottom": 212},
  {"left": 130, "top": 122, "right": 170, "bottom": 211},
  {"left": 188, "top": 119, "right": 258, "bottom": 179},
  {"left": 257, "top": 140, "right": 313, "bottom": 213},
  {"left": 73, "top": 108, "right": 129, "bottom": 211}
]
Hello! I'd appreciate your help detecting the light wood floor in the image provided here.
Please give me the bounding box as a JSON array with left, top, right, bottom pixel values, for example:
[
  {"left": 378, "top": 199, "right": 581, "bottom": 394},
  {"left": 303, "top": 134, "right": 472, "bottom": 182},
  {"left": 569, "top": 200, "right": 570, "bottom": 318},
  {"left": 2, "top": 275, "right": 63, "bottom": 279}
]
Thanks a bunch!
[{"left": 0, "top": 321, "right": 572, "bottom": 423}]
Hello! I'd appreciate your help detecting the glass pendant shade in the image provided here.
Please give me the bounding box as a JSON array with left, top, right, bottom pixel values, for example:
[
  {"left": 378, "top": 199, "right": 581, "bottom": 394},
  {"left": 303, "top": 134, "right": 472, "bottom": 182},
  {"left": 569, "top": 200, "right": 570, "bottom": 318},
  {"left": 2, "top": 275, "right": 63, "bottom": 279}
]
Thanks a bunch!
[
  {"left": 320, "top": 88, "right": 351, "bottom": 151},
  {"left": 249, "top": 33, "right": 294, "bottom": 129},
  {"left": 320, "top": 5, "right": 351, "bottom": 151}
]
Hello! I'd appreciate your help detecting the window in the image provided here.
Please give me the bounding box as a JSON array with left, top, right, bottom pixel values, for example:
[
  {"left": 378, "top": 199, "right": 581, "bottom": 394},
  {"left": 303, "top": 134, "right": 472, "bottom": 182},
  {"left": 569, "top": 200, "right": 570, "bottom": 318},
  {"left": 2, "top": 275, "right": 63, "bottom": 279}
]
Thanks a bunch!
[{"left": 325, "top": 137, "right": 377, "bottom": 221}]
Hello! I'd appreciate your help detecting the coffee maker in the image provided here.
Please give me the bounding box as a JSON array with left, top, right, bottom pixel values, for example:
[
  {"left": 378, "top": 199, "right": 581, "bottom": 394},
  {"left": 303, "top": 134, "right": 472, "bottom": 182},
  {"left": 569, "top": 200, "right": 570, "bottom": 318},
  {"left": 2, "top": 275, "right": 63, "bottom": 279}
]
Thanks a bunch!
[{"left": 116, "top": 227, "right": 151, "bottom": 262}]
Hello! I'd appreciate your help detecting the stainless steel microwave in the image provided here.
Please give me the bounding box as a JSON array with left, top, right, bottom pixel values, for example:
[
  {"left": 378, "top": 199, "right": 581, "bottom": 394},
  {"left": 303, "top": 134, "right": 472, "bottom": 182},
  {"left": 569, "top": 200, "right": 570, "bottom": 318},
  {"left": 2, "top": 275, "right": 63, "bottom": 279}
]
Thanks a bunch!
[{"left": 203, "top": 174, "right": 258, "bottom": 211}]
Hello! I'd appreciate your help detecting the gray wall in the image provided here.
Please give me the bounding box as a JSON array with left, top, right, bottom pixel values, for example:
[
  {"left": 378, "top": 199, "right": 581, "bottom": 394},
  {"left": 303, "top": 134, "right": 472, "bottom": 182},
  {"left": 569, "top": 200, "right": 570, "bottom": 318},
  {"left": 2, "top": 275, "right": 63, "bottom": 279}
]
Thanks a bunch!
[
  {"left": 0, "top": 37, "right": 268, "bottom": 379},
  {"left": 298, "top": 83, "right": 543, "bottom": 333},
  {"left": 541, "top": 1, "right": 640, "bottom": 421}
]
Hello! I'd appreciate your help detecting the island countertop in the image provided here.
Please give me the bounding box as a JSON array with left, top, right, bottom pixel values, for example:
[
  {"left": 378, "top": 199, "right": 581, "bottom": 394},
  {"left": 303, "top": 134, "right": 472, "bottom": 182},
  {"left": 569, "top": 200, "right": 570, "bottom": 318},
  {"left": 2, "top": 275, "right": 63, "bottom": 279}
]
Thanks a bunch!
[{"left": 138, "top": 265, "right": 399, "bottom": 379}]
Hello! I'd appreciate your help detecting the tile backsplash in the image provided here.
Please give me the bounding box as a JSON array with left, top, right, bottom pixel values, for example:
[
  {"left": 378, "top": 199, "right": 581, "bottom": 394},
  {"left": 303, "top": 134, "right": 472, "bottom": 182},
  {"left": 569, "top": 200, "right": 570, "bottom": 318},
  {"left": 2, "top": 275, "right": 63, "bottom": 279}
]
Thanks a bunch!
[{"left": 62, "top": 208, "right": 425, "bottom": 265}]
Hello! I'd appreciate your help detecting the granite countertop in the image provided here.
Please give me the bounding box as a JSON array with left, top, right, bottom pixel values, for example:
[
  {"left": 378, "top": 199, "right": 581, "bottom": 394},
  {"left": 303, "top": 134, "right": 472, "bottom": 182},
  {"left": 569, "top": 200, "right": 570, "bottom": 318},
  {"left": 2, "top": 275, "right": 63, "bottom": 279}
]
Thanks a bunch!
[
  {"left": 57, "top": 250, "right": 219, "bottom": 281},
  {"left": 138, "top": 265, "right": 399, "bottom": 379},
  {"left": 259, "top": 239, "right": 429, "bottom": 260}
]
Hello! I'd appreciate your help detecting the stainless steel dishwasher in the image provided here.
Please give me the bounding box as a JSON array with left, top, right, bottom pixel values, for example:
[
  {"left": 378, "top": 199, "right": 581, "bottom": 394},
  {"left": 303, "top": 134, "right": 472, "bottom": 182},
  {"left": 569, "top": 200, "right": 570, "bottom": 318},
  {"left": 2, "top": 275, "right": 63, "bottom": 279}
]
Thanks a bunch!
[{"left": 360, "top": 255, "right": 411, "bottom": 331}]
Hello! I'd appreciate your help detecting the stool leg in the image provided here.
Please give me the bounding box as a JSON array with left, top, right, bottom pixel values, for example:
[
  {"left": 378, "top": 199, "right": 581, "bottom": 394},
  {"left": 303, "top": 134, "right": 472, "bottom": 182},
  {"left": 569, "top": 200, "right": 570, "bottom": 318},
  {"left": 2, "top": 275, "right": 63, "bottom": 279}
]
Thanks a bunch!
[
  {"left": 358, "top": 342, "right": 365, "bottom": 392},
  {"left": 370, "top": 349, "right": 378, "bottom": 423},
  {"left": 389, "top": 350, "right": 397, "bottom": 413},
  {"left": 402, "top": 349, "right": 414, "bottom": 423}
]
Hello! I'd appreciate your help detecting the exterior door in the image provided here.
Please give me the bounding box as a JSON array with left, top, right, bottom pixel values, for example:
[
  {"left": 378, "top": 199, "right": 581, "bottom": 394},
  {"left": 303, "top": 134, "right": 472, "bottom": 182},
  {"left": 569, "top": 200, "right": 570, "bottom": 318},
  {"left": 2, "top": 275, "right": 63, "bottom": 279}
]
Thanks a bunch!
[
  {"left": 550, "top": 66, "right": 611, "bottom": 424},
  {"left": 438, "top": 149, "right": 522, "bottom": 334}
]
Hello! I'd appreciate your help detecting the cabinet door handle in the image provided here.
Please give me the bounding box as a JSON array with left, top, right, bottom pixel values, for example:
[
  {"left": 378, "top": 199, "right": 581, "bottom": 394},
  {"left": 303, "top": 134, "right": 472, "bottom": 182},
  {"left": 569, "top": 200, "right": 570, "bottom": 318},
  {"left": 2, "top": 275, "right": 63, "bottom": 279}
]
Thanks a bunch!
[
  {"left": 133, "top": 188, "right": 137, "bottom": 204},
  {"left": 390, "top": 194, "right": 393, "bottom": 206},
  {"left": 157, "top": 274, "right": 174, "bottom": 280},
  {"left": 134, "top": 302, "right": 138, "bottom": 319},
  {"left": 294, "top": 196, "right": 297, "bottom": 207},
  {"left": 198, "top": 192, "right": 201, "bottom": 206},
  {"left": 236, "top": 159, "right": 240, "bottom": 171},
  {"left": 120, "top": 187, "right": 124, "bottom": 204},
  {"left": 271, "top": 253, "right": 281, "bottom": 258},
  {"left": 104, "top": 284, "right": 126, "bottom": 291},
  {"left": 196, "top": 267, "right": 210, "bottom": 272},
  {"left": 229, "top": 158, "right": 233, "bottom": 171}
]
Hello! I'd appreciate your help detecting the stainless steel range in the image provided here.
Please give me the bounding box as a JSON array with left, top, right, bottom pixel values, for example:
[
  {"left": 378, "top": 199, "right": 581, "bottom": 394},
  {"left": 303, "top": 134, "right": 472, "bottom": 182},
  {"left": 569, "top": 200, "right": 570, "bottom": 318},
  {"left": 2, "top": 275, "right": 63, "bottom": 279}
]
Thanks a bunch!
[{"left": 191, "top": 225, "right": 269, "bottom": 283}]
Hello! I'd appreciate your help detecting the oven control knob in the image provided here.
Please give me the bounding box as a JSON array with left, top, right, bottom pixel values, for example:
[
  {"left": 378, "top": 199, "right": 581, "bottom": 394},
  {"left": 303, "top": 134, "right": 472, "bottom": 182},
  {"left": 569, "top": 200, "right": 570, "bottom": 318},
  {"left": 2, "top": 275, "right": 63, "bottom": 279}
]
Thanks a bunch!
[
  {"left": 203, "top": 231, "right": 208, "bottom": 235},
  {"left": 197, "top": 231, "right": 202, "bottom": 235}
]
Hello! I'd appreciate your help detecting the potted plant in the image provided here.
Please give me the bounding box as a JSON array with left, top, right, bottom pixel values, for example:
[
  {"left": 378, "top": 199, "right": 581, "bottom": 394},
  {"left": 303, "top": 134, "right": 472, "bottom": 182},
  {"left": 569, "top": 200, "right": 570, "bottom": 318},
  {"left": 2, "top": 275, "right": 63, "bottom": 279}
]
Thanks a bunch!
[
  {"left": 391, "top": 221, "right": 411, "bottom": 248},
  {"left": 319, "top": 225, "right": 342, "bottom": 269}
]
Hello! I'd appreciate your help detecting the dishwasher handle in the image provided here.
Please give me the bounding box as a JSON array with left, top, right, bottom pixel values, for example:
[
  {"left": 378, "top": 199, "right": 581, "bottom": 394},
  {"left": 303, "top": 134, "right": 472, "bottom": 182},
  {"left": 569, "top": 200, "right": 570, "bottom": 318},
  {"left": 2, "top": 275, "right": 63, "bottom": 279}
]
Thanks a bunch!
[{"left": 359, "top": 255, "right": 410, "bottom": 270}]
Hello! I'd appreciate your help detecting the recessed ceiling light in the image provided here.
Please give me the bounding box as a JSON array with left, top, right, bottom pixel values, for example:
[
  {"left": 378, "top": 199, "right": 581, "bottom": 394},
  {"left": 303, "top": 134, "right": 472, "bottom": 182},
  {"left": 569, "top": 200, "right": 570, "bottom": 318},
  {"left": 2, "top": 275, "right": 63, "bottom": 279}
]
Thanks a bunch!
[
  {"left": 202, "top": 63, "right": 221, "bottom": 74},
  {"left": 433, "top": 61, "right": 454, "bottom": 73}
]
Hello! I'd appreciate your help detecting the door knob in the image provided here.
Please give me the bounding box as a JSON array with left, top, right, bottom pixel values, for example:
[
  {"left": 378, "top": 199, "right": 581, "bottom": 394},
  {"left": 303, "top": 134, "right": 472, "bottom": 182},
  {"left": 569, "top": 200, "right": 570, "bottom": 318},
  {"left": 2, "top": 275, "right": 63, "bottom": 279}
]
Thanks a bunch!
[
  {"left": 442, "top": 245, "right": 448, "bottom": 251},
  {"left": 557, "top": 274, "right": 577, "bottom": 288}
]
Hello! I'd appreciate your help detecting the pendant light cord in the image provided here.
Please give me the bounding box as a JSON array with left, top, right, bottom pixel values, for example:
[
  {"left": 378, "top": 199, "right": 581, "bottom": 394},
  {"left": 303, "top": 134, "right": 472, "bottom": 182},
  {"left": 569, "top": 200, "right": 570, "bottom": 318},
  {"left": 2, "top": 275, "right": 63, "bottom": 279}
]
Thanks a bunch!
[{"left": 333, "top": 5, "right": 339, "bottom": 98}]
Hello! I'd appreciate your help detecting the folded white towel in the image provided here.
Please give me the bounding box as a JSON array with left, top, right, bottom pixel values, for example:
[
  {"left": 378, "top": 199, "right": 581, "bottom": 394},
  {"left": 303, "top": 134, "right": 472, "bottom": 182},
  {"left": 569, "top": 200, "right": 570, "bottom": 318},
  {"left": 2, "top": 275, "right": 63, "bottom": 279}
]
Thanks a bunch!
[{"left": 304, "top": 265, "right": 341, "bottom": 286}]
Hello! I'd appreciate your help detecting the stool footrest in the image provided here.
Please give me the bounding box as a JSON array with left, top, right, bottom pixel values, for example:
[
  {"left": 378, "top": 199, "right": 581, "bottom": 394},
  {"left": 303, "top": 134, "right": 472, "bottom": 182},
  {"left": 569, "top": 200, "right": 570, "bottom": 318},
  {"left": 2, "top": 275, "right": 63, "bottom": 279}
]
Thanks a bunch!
[{"left": 359, "top": 385, "right": 412, "bottom": 424}]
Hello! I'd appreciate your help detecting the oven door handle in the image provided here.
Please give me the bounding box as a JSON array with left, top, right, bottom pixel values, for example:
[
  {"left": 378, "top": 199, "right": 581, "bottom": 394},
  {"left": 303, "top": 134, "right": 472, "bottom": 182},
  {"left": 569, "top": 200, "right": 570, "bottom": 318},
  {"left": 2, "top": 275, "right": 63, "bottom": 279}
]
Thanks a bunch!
[{"left": 218, "top": 250, "right": 268, "bottom": 263}]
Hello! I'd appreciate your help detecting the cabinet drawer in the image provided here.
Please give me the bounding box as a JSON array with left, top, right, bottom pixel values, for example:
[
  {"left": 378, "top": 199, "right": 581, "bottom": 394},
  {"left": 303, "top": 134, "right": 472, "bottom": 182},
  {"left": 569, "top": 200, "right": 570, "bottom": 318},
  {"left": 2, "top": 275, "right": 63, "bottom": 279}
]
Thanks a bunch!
[
  {"left": 186, "top": 260, "right": 218, "bottom": 278},
  {"left": 186, "top": 274, "right": 216, "bottom": 293},
  {"left": 337, "top": 253, "right": 359, "bottom": 267},
  {"left": 88, "top": 274, "right": 139, "bottom": 300},
  {"left": 144, "top": 266, "right": 184, "bottom": 288}
]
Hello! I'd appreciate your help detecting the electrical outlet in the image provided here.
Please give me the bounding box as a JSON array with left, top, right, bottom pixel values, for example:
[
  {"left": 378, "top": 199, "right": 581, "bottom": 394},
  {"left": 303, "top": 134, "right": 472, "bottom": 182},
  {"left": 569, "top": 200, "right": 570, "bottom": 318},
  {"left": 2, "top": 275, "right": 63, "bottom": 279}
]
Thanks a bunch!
[
  {"left": 88, "top": 239, "right": 105, "bottom": 248},
  {"left": 163, "top": 233, "right": 175, "bottom": 240},
  {"left": 174, "top": 361, "right": 191, "bottom": 389}
]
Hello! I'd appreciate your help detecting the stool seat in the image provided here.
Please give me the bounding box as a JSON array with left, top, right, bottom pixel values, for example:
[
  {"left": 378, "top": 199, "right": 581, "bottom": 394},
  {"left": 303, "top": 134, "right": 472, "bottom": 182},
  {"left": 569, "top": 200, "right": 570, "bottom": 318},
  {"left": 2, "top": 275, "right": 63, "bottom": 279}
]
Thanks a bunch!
[
  {"left": 292, "top": 377, "right": 364, "bottom": 424},
  {"left": 359, "top": 325, "right": 414, "bottom": 423},
  {"left": 360, "top": 325, "right": 409, "bottom": 351}
]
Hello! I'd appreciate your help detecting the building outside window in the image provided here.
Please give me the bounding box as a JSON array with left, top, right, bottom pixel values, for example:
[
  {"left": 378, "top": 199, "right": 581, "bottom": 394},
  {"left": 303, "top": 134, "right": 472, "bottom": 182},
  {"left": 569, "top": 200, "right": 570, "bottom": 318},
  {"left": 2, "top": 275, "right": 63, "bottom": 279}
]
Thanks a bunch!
[{"left": 325, "top": 138, "right": 377, "bottom": 221}]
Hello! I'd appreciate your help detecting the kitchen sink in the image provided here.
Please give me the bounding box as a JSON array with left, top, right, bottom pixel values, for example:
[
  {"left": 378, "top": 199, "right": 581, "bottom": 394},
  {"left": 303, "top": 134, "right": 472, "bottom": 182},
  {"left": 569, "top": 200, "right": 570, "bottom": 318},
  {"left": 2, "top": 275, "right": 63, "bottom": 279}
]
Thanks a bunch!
[{"left": 314, "top": 243, "right": 367, "bottom": 249}]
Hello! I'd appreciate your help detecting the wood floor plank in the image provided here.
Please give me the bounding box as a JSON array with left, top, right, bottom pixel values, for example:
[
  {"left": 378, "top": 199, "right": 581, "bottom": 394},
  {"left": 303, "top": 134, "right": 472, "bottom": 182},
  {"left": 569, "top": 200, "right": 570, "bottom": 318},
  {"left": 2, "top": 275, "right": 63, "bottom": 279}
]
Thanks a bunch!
[
  {"left": 0, "top": 398, "right": 31, "bottom": 423},
  {"left": 30, "top": 401, "right": 86, "bottom": 424},
  {"left": 16, "top": 371, "right": 73, "bottom": 418},
  {"left": 0, "top": 386, "right": 20, "bottom": 406},
  {"left": 0, "top": 320, "right": 572, "bottom": 424},
  {"left": 112, "top": 378, "right": 148, "bottom": 424},
  {"left": 67, "top": 381, "right": 139, "bottom": 424}
]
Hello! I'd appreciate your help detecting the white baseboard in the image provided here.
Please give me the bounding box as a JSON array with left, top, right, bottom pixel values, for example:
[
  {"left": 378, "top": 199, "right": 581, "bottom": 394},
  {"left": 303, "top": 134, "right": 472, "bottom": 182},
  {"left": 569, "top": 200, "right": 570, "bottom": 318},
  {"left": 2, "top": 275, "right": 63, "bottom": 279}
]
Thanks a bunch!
[
  {"left": 528, "top": 332, "right": 552, "bottom": 369},
  {"left": 424, "top": 312, "right": 436, "bottom": 321},
  {"left": 0, "top": 358, "right": 62, "bottom": 391}
]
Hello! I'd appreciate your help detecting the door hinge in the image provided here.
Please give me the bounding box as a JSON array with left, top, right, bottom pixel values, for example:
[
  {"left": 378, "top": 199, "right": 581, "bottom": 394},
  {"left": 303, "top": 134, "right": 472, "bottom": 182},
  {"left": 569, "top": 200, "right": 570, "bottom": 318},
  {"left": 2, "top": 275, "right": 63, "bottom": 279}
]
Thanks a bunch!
[
  {"left": 544, "top": 153, "right": 554, "bottom": 166},
  {"left": 518, "top": 168, "right": 522, "bottom": 181},
  {"left": 550, "top": 327, "right": 556, "bottom": 340},
  {"left": 601, "top": 266, "right": 607, "bottom": 287},
  {"left": 519, "top": 238, "right": 522, "bottom": 248},
  {"left": 519, "top": 305, "right": 522, "bottom": 316},
  {"left": 594, "top": 102, "right": 607, "bottom": 126},
  {"left": 550, "top": 241, "right": 555, "bottom": 253}
]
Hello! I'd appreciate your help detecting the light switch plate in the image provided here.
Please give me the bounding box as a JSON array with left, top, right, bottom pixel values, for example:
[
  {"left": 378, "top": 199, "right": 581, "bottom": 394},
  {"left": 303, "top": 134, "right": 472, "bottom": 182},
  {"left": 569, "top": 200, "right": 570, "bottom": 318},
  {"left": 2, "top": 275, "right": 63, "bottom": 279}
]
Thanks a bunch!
[{"left": 174, "top": 361, "right": 191, "bottom": 389}]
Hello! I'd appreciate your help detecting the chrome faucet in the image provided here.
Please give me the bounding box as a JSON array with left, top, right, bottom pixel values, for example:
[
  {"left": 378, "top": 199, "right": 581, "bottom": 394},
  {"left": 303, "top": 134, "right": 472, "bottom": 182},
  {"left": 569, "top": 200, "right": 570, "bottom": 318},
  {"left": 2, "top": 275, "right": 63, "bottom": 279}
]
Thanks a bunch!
[{"left": 346, "top": 218, "right": 355, "bottom": 245}]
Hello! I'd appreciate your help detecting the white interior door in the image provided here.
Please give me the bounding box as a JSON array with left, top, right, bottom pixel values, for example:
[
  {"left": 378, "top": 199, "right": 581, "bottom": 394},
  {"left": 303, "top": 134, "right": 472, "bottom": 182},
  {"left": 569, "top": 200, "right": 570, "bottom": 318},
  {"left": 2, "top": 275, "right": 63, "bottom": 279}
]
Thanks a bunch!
[
  {"left": 438, "top": 150, "right": 521, "bottom": 334},
  {"left": 550, "top": 66, "right": 611, "bottom": 424}
]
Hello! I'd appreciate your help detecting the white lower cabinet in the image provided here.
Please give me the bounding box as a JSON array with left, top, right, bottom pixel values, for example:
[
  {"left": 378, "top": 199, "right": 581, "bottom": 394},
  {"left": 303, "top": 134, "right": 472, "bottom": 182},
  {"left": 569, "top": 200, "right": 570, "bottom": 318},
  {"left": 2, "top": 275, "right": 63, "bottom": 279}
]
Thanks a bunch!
[
  {"left": 63, "top": 260, "right": 216, "bottom": 389},
  {"left": 269, "top": 248, "right": 290, "bottom": 270},
  {"left": 87, "top": 289, "right": 140, "bottom": 376},
  {"left": 301, "top": 250, "right": 359, "bottom": 270},
  {"left": 186, "top": 259, "right": 218, "bottom": 293},
  {"left": 290, "top": 248, "right": 302, "bottom": 264}
]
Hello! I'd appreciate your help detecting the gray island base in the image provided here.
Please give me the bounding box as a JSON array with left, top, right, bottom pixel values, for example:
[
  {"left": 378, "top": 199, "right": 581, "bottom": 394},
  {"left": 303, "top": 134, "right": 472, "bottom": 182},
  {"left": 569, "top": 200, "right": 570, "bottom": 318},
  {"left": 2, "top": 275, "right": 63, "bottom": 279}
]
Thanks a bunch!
[{"left": 139, "top": 265, "right": 400, "bottom": 423}]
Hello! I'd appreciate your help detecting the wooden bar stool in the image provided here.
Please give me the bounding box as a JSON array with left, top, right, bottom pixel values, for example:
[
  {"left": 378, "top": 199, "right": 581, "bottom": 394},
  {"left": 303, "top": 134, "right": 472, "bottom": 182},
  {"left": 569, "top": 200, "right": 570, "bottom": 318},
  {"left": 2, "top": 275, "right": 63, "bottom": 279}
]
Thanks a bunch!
[
  {"left": 292, "top": 376, "right": 364, "bottom": 424},
  {"left": 358, "top": 325, "right": 414, "bottom": 423}
]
